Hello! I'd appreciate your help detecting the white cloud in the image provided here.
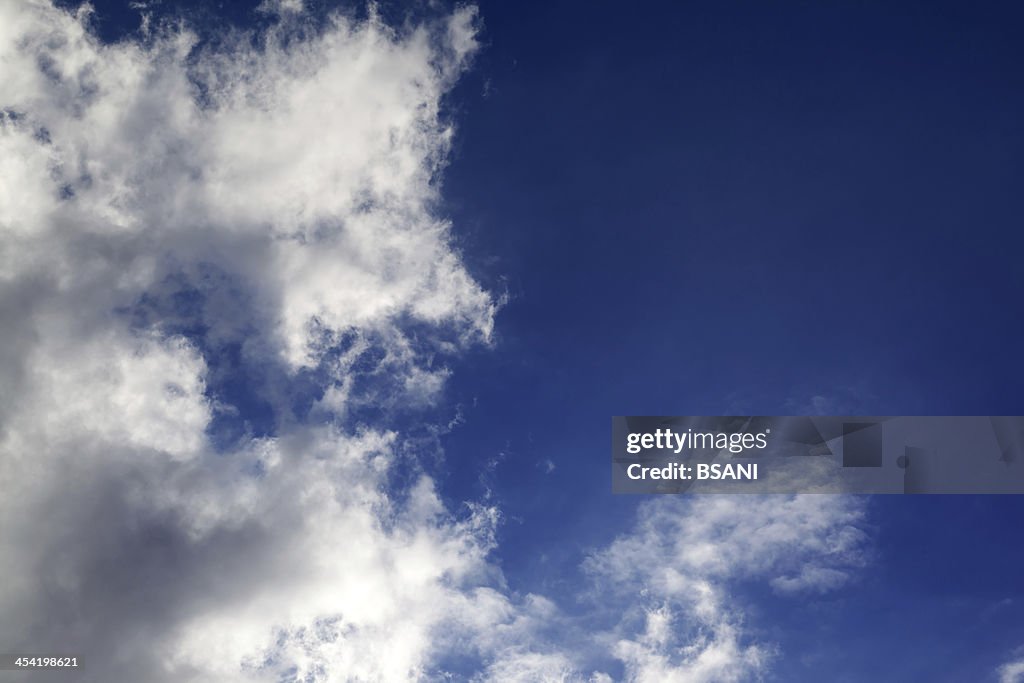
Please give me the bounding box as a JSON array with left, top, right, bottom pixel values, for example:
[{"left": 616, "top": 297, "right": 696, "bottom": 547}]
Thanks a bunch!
[
  {"left": 1000, "top": 656, "right": 1024, "bottom": 683},
  {"left": 454, "top": 496, "right": 869, "bottom": 683},
  {"left": 0, "top": 1, "right": 504, "bottom": 681},
  {"left": 0, "top": 0, "right": 493, "bottom": 368},
  {"left": 579, "top": 496, "right": 869, "bottom": 682}
]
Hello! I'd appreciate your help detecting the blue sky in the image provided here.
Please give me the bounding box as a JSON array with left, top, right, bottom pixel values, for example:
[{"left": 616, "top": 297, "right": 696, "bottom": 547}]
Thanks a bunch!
[
  {"left": 2, "top": 1, "right": 1023, "bottom": 681},
  {"left": 440, "top": 3, "right": 1024, "bottom": 677}
]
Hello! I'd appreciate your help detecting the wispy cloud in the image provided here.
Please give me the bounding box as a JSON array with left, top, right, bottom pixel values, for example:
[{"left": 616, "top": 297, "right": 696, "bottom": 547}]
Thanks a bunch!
[
  {"left": 468, "top": 496, "right": 871, "bottom": 682},
  {"left": 576, "top": 496, "right": 869, "bottom": 681}
]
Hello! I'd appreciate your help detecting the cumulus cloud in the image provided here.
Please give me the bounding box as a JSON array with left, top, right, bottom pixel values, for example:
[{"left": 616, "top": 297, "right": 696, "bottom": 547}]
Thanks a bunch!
[
  {"left": 0, "top": 1, "right": 504, "bottom": 680},
  {"left": 0, "top": 2, "right": 872, "bottom": 681}
]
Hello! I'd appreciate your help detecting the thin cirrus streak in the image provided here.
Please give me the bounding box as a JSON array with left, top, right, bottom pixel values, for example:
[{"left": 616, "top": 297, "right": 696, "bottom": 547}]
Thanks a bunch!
[{"left": 0, "top": 1, "right": 871, "bottom": 681}]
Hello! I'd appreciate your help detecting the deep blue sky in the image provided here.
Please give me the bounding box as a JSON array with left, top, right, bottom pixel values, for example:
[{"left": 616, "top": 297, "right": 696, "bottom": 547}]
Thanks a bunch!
[
  {"left": 438, "top": 2, "right": 1024, "bottom": 679},
  {"left": 75, "top": 1, "right": 1024, "bottom": 679}
]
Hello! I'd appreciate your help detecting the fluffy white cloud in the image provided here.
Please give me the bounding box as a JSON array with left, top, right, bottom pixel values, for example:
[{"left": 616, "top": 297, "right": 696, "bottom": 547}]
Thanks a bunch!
[
  {"left": 0, "top": 0, "right": 493, "bottom": 366},
  {"left": 0, "top": 1, "right": 505, "bottom": 681}
]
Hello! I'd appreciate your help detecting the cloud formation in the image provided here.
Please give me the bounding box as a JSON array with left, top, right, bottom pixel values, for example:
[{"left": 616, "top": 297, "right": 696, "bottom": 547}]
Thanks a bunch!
[
  {"left": 459, "top": 495, "right": 869, "bottom": 682},
  {"left": 580, "top": 495, "right": 867, "bottom": 682},
  {"left": 0, "top": 2, "right": 871, "bottom": 681},
  {"left": 0, "top": 1, "right": 502, "bottom": 680}
]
